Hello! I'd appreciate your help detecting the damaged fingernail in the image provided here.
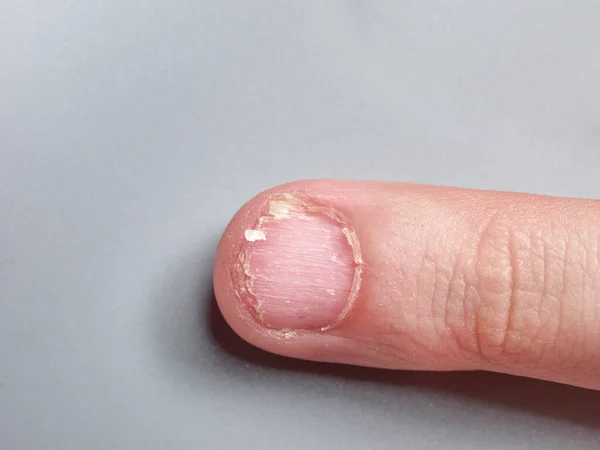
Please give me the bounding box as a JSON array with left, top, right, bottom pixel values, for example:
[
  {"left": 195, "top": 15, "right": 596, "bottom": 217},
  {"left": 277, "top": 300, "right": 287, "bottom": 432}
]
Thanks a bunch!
[{"left": 235, "top": 194, "right": 362, "bottom": 331}]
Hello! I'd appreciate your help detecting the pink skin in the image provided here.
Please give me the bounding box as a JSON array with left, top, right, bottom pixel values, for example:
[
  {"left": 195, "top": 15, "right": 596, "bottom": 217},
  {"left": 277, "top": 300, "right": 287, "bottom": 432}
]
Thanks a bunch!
[{"left": 213, "top": 180, "right": 600, "bottom": 390}]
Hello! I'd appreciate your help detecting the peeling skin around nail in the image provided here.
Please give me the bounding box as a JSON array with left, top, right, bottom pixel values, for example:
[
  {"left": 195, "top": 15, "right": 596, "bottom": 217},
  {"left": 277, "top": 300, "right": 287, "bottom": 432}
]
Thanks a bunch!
[
  {"left": 268, "top": 194, "right": 300, "bottom": 219},
  {"left": 232, "top": 193, "right": 363, "bottom": 337}
]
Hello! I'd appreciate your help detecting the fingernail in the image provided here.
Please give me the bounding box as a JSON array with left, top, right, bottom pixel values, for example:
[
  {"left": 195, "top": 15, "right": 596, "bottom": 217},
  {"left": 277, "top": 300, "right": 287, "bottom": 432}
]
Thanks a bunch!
[{"left": 236, "top": 195, "right": 362, "bottom": 331}]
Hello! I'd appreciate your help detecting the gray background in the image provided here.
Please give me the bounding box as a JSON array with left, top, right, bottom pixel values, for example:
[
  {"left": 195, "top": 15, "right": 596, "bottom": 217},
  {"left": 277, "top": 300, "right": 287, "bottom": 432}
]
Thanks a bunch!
[{"left": 1, "top": 1, "right": 600, "bottom": 449}]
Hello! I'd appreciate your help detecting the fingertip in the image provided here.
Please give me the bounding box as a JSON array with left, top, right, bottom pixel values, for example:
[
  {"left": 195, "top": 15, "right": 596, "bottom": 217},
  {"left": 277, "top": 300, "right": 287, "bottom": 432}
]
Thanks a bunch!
[
  {"left": 212, "top": 180, "right": 468, "bottom": 371},
  {"left": 213, "top": 180, "right": 369, "bottom": 363}
]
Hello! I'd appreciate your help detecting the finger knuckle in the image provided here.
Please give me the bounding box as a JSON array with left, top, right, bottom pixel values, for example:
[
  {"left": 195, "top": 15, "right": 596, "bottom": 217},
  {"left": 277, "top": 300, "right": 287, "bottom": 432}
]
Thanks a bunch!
[
  {"left": 468, "top": 215, "right": 550, "bottom": 365},
  {"left": 468, "top": 216, "right": 600, "bottom": 370}
]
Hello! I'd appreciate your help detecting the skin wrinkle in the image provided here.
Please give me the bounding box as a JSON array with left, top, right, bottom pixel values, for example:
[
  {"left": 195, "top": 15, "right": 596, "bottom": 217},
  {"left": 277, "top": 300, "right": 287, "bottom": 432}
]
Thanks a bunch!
[
  {"left": 384, "top": 228, "right": 418, "bottom": 345},
  {"left": 577, "top": 231, "right": 590, "bottom": 370},
  {"left": 417, "top": 238, "right": 436, "bottom": 347},
  {"left": 378, "top": 332, "right": 443, "bottom": 366},
  {"left": 431, "top": 246, "right": 449, "bottom": 342},
  {"left": 439, "top": 226, "right": 473, "bottom": 361},
  {"left": 360, "top": 340, "right": 416, "bottom": 367},
  {"left": 531, "top": 233, "right": 558, "bottom": 369},
  {"left": 332, "top": 323, "right": 424, "bottom": 367},
  {"left": 558, "top": 232, "right": 572, "bottom": 367},
  {"left": 429, "top": 215, "right": 456, "bottom": 353},
  {"left": 569, "top": 234, "right": 582, "bottom": 369},
  {"left": 514, "top": 230, "right": 540, "bottom": 359},
  {"left": 592, "top": 234, "right": 600, "bottom": 369},
  {"left": 421, "top": 232, "right": 437, "bottom": 340},
  {"left": 473, "top": 213, "right": 498, "bottom": 360},
  {"left": 578, "top": 227, "right": 599, "bottom": 369},
  {"left": 539, "top": 232, "right": 549, "bottom": 322},
  {"left": 565, "top": 231, "right": 588, "bottom": 369},
  {"left": 416, "top": 217, "right": 465, "bottom": 360},
  {"left": 591, "top": 231, "right": 600, "bottom": 367},
  {"left": 582, "top": 230, "right": 592, "bottom": 364},
  {"left": 523, "top": 229, "right": 549, "bottom": 368},
  {"left": 368, "top": 281, "right": 448, "bottom": 365},
  {"left": 582, "top": 224, "right": 600, "bottom": 366},
  {"left": 472, "top": 212, "right": 533, "bottom": 364},
  {"left": 442, "top": 257, "right": 454, "bottom": 349},
  {"left": 450, "top": 260, "right": 473, "bottom": 362},
  {"left": 364, "top": 339, "right": 407, "bottom": 366},
  {"left": 529, "top": 230, "right": 548, "bottom": 361},
  {"left": 545, "top": 233, "right": 565, "bottom": 359},
  {"left": 502, "top": 227, "right": 519, "bottom": 357}
]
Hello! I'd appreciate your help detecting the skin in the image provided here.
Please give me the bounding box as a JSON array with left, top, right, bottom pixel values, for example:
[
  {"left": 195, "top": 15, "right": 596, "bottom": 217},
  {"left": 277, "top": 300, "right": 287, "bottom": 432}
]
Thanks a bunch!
[{"left": 213, "top": 180, "right": 600, "bottom": 390}]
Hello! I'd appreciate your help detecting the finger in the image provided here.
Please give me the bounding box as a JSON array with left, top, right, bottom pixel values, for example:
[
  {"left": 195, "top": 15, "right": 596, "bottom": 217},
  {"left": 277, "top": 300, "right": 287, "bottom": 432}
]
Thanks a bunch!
[{"left": 213, "top": 180, "right": 600, "bottom": 390}]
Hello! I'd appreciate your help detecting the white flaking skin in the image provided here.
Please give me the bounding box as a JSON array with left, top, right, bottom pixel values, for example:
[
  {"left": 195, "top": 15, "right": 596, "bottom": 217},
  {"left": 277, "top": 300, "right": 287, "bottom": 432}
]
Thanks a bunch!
[{"left": 244, "top": 229, "right": 266, "bottom": 242}]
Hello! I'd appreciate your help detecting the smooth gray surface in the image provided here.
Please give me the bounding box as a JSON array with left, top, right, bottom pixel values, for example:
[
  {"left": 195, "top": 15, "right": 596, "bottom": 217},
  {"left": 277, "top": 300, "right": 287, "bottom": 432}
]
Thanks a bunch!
[{"left": 1, "top": 1, "right": 600, "bottom": 449}]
